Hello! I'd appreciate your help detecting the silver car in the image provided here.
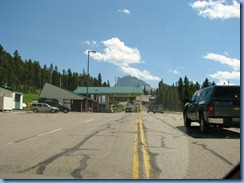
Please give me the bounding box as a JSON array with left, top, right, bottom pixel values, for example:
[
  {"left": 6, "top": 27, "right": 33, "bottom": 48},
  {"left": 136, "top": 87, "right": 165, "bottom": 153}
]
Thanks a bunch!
[{"left": 30, "top": 103, "right": 59, "bottom": 113}]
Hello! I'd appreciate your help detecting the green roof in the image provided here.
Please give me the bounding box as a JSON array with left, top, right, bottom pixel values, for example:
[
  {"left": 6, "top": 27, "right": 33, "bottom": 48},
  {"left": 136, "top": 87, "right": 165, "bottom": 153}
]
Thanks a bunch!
[
  {"left": 74, "top": 86, "right": 143, "bottom": 96},
  {"left": 0, "top": 85, "right": 23, "bottom": 94}
]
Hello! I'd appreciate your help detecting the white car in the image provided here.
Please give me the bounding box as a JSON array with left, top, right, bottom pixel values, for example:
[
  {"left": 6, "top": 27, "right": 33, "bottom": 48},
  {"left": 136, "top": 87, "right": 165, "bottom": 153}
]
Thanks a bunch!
[{"left": 30, "top": 103, "right": 59, "bottom": 113}]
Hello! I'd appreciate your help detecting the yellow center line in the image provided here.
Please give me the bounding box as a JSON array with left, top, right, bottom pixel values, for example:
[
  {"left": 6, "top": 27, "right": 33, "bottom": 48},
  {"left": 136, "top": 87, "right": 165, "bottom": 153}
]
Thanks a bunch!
[
  {"left": 131, "top": 113, "right": 153, "bottom": 179},
  {"left": 139, "top": 113, "right": 153, "bottom": 179},
  {"left": 131, "top": 116, "right": 139, "bottom": 179}
]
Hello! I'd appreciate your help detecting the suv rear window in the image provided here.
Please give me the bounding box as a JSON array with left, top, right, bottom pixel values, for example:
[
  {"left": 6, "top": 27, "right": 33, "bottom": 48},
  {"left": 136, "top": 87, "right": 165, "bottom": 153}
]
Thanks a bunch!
[{"left": 214, "top": 86, "right": 240, "bottom": 99}]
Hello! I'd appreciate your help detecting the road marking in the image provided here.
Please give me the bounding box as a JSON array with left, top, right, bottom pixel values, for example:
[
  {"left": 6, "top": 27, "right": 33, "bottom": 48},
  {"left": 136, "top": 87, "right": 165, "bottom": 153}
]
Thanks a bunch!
[
  {"left": 132, "top": 113, "right": 153, "bottom": 179},
  {"left": 5, "top": 142, "right": 14, "bottom": 146},
  {"left": 139, "top": 114, "right": 153, "bottom": 179},
  {"left": 38, "top": 128, "right": 62, "bottom": 137},
  {"left": 3, "top": 128, "right": 62, "bottom": 146},
  {"left": 83, "top": 119, "right": 94, "bottom": 123},
  {"left": 132, "top": 116, "right": 139, "bottom": 179}
]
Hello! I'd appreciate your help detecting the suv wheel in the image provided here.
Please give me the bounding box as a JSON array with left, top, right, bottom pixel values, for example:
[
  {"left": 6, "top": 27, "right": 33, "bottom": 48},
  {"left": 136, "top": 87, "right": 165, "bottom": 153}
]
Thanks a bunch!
[
  {"left": 199, "top": 113, "right": 208, "bottom": 133},
  {"left": 33, "top": 108, "right": 38, "bottom": 113},
  {"left": 183, "top": 113, "right": 191, "bottom": 127},
  {"left": 50, "top": 109, "right": 55, "bottom": 113},
  {"left": 63, "top": 109, "right": 68, "bottom": 113}
]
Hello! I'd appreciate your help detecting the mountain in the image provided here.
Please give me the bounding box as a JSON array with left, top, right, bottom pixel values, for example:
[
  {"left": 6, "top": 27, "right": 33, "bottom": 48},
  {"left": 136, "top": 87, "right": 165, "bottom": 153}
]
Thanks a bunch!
[{"left": 116, "top": 75, "right": 152, "bottom": 91}]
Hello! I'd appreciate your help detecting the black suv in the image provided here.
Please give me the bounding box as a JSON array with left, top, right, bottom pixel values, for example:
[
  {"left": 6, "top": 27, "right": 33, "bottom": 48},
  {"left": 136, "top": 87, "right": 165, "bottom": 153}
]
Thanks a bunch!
[
  {"left": 38, "top": 99, "right": 70, "bottom": 113},
  {"left": 183, "top": 85, "right": 240, "bottom": 133}
]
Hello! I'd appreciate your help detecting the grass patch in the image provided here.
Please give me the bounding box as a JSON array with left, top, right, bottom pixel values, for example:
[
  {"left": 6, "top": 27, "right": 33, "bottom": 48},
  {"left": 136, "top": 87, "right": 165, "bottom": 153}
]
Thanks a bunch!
[
  {"left": 113, "top": 104, "right": 125, "bottom": 112},
  {"left": 23, "top": 91, "right": 41, "bottom": 105}
]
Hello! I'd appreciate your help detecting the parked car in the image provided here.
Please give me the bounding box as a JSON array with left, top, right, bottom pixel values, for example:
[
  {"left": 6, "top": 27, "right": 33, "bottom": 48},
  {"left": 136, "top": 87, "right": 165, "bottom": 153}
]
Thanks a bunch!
[
  {"left": 183, "top": 85, "right": 240, "bottom": 133},
  {"left": 125, "top": 107, "right": 133, "bottom": 113},
  {"left": 30, "top": 103, "right": 59, "bottom": 113},
  {"left": 38, "top": 99, "right": 70, "bottom": 113}
]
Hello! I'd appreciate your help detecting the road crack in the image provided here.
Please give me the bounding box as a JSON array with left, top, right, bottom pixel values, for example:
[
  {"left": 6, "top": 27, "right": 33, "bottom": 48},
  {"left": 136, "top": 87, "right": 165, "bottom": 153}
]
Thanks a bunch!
[
  {"left": 192, "top": 141, "right": 233, "bottom": 166},
  {"left": 71, "top": 154, "right": 90, "bottom": 178},
  {"left": 18, "top": 126, "right": 109, "bottom": 176}
]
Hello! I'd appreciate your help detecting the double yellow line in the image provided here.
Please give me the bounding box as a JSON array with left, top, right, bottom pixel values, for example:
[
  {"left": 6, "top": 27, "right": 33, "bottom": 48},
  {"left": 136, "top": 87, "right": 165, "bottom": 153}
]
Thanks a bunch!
[{"left": 132, "top": 113, "right": 153, "bottom": 179}]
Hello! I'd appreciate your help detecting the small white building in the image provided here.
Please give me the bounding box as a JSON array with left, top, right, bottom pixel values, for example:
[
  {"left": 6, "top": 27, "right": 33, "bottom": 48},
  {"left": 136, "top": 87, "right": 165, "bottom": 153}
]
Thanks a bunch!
[{"left": 0, "top": 85, "right": 24, "bottom": 111}]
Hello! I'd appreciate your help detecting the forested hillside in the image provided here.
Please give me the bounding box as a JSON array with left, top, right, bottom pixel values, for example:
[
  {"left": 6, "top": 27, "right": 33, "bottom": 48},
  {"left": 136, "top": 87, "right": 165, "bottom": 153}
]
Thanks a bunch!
[
  {"left": 155, "top": 77, "right": 216, "bottom": 111},
  {"left": 0, "top": 44, "right": 110, "bottom": 93}
]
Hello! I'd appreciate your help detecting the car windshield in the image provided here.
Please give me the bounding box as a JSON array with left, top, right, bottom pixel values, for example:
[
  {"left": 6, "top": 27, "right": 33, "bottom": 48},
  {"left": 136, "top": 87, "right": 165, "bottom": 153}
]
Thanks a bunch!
[{"left": 0, "top": 0, "right": 240, "bottom": 180}]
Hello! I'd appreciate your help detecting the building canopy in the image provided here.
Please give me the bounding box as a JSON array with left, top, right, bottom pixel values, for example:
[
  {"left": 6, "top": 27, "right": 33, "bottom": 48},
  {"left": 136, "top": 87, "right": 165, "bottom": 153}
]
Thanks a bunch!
[{"left": 74, "top": 86, "right": 144, "bottom": 97}]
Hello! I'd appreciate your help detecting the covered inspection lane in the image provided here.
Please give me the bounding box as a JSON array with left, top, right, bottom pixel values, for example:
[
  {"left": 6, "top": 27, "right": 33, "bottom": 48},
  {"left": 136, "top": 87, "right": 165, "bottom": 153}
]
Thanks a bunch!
[{"left": 73, "top": 86, "right": 144, "bottom": 112}]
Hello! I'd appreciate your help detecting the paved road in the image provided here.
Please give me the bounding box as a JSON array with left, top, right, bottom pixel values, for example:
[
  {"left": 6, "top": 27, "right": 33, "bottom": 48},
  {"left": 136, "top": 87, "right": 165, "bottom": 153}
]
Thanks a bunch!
[{"left": 0, "top": 111, "right": 240, "bottom": 179}]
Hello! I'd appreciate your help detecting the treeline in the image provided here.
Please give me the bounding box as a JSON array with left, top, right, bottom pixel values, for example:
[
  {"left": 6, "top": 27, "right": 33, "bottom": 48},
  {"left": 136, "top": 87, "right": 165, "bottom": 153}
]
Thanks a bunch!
[
  {"left": 153, "top": 77, "right": 216, "bottom": 111},
  {"left": 0, "top": 44, "right": 216, "bottom": 112},
  {"left": 0, "top": 45, "right": 110, "bottom": 93}
]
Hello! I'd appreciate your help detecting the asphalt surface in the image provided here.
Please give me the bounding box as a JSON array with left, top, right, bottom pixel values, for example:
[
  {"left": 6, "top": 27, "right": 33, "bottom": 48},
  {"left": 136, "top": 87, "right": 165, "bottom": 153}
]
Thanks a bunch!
[{"left": 0, "top": 111, "right": 240, "bottom": 179}]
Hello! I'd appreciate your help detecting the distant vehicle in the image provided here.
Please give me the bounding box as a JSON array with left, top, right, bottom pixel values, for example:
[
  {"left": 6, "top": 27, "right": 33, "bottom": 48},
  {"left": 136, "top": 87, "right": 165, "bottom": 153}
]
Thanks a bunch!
[
  {"left": 183, "top": 85, "right": 240, "bottom": 133},
  {"left": 125, "top": 107, "right": 133, "bottom": 113},
  {"left": 147, "top": 105, "right": 164, "bottom": 114},
  {"left": 30, "top": 103, "right": 59, "bottom": 113},
  {"left": 147, "top": 105, "right": 155, "bottom": 113},
  {"left": 38, "top": 99, "right": 70, "bottom": 113},
  {"left": 153, "top": 105, "right": 164, "bottom": 114}
]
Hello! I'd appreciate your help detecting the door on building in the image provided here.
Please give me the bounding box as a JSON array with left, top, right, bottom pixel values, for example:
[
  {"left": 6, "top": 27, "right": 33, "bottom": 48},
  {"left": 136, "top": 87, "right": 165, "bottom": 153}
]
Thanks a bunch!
[{"left": 14, "top": 94, "right": 21, "bottom": 109}]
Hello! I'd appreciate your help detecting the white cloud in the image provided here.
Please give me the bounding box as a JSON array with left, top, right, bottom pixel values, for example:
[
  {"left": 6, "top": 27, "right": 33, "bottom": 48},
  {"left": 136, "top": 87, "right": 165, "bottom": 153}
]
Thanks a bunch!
[
  {"left": 170, "top": 69, "right": 180, "bottom": 75},
  {"left": 89, "top": 37, "right": 142, "bottom": 66},
  {"left": 208, "top": 71, "right": 240, "bottom": 80},
  {"left": 85, "top": 37, "right": 160, "bottom": 81},
  {"left": 82, "top": 40, "right": 99, "bottom": 48},
  {"left": 190, "top": 0, "right": 240, "bottom": 20},
  {"left": 118, "top": 9, "right": 131, "bottom": 15},
  {"left": 168, "top": 68, "right": 183, "bottom": 76},
  {"left": 204, "top": 52, "right": 240, "bottom": 83},
  {"left": 120, "top": 66, "right": 161, "bottom": 81},
  {"left": 204, "top": 53, "right": 240, "bottom": 71},
  {"left": 216, "top": 79, "right": 237, "bottom": 85}
]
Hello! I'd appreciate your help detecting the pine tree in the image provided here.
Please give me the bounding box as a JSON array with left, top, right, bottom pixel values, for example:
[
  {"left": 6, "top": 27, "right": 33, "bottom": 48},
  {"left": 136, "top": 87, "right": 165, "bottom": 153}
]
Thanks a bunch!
[
  {"left": 98, "top": 73, "right": 102, "bottom": 87},
  {"left": 202, "top": 78, "right": 211, "bottom": 88}
]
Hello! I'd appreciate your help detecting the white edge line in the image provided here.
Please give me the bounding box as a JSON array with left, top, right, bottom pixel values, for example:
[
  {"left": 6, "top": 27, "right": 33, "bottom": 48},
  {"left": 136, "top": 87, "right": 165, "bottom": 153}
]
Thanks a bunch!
[
  {"left": 38, "top": 128, "right": 62, "bottom": 137},
  {"left": 83, "top": 119, "right": 94, "bottom": 123}
]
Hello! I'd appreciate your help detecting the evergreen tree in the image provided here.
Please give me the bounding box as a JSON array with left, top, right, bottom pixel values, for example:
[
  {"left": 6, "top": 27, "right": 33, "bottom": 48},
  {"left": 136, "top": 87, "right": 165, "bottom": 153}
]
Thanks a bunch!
[
  {"left": 183, "top": 76, "right": 190, "bottom": 100},
  {"left": 0, "top": 45, "right": 9, "bottom": 84},
  {"left": 33, "top": 61, "right": 42, "bottom": 89},
  {"left": 61, "top": 69, "right": 67, "bottom": 89},
  {"left": 98, "top": 73, "right": 102, "bottom": 87},
  {"left": 143, "top": 86, "right": 149, "bottom": 95},
  {"left": 178, "top": 77, "right": 183, "bottom": 104},
  {"left": 67, "top": 69, "right": 73, "bottom": 90},
  {"left": 107, "top": 80, "right": 110, "bottom": 87},
  {"left": 202, "top": 78, "right": 211, "bottom": 88},
  {"left": 49, "top": 64, "right": 54, "bottom": 84},
  {"left": 41, "top": 64, "right": 50, "bottom": 87},
  {"left": 52, "top": 65, "right": 60, "bottom": 87}
]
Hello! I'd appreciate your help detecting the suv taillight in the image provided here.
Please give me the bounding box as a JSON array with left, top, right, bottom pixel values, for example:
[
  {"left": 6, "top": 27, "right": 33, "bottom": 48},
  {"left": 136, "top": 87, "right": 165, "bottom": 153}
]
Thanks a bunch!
[{"left": 207, "top": 102, "right": 214, "bottom": 114}]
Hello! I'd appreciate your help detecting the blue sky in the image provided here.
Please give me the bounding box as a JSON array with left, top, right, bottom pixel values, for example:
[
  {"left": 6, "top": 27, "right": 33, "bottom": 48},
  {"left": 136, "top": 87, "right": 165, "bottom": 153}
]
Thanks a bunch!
[{"left": 0, "top": 0, "right": 241, "bottom": 88}]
